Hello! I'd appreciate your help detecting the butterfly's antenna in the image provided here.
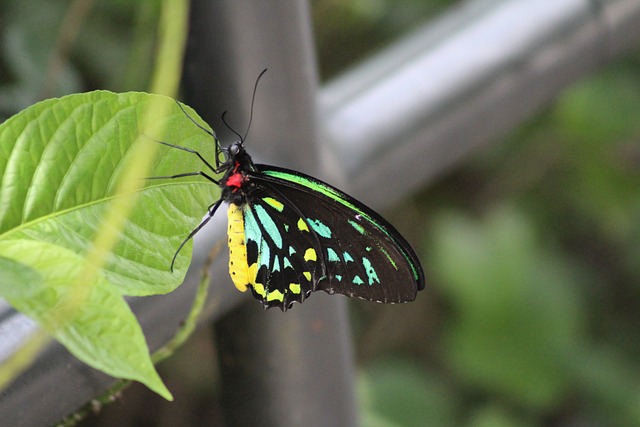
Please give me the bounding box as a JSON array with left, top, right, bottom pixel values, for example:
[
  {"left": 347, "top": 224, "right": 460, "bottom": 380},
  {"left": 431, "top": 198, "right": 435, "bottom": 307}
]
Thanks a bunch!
[
  {"left": 221, "top": 111, "right": 243, "bottom": 141},
  {"left": 242, "top": 68, "right": 268, "bottom": 142},
  {"left": 220, "top": 68, "right": 268, "bottom": 143}
]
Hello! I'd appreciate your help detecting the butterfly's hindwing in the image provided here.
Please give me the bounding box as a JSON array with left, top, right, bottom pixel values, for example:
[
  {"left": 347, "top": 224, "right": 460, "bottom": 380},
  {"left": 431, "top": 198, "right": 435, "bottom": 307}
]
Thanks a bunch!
[{"left": 240, "top": 192, "right": 324, "bottom": 309}]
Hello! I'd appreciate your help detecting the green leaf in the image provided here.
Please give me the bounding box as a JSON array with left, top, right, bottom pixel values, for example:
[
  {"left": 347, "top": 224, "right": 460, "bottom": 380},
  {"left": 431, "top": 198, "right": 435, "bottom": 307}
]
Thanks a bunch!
[
  {"left": 0, "top": 239, "right": 171, "bottom": 400},
  {"left": 0, "top": 90, "right": 216, "bottom": 293},
  {"left": 0, "top": 91, "right": 219, "bottom": 397},
  {"left": 0, "top": 254, "right": 42, "bottom": 294}
]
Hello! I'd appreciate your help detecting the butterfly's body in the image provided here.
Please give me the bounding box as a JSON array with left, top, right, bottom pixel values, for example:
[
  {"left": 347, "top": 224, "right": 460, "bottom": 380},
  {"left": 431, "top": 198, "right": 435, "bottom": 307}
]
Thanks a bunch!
[{"left": 156, "top": 82, "right": 424, "bottom": 311}]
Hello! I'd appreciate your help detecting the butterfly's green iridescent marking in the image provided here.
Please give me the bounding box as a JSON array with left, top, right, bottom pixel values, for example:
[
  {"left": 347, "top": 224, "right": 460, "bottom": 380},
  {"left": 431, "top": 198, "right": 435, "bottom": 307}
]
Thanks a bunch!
[
  {"left": 378, "top": 245, "right": 398, "bottom": 269},
  {"left": 348, "top": 219, "right": 365, "bottom": 235},
  {"left": 262, "top": 169, "right": 353, "bottom": 208}
]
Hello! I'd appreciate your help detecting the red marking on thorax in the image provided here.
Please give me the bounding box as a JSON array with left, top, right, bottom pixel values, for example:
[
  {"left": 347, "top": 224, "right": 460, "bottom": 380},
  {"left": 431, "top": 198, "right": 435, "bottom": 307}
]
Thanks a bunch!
[
  {"left": 226, "top": 172, "right": 243, "bottom": 188},
  {"left": 226, "top": 162, "right": 244, "bottom": 188}
]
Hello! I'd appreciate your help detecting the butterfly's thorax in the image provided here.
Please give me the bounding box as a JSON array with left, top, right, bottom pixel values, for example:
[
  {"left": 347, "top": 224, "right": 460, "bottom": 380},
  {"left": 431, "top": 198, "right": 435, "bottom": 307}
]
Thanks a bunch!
[{"left": 219, "top": 143, "right": 257, "bottom": 206}]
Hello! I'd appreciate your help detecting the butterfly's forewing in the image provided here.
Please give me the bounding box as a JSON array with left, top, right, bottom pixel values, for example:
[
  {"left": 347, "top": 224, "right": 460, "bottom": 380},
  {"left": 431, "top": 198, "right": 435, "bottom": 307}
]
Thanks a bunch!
[{"left": 243, "top": 165, "right": 425, "bottom": 310}]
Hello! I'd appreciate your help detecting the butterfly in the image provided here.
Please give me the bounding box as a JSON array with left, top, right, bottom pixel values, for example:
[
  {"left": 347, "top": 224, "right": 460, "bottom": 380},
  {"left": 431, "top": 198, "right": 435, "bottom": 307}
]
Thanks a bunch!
[{"left": 154, "top": 71, "right": 425, "bottom": 311}]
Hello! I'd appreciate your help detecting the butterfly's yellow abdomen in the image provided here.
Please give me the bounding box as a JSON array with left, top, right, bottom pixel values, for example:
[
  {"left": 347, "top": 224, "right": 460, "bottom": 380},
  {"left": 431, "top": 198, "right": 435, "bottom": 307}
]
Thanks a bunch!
[{"left": 227, "top": 204, "right": 250, "bottom": 292}]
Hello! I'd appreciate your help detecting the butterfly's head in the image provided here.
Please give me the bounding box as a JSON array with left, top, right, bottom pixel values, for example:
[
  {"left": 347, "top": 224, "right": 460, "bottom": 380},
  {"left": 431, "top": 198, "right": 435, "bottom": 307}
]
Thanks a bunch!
[
  {"left": 217, "top": 140, "right": 255, "bottom": 174},
  {"left": 219, "top": 140, "right": 244, "bottom": 163},
  {"left": 227, "top": 140, "right": 244, "bottom": 158}
]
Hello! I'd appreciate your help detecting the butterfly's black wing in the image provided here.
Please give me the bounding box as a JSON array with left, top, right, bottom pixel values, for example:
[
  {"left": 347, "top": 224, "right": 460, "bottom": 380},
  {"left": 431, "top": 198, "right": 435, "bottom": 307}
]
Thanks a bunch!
[{"left": 241, "top": 164, "right": 425, "bottom": 310}]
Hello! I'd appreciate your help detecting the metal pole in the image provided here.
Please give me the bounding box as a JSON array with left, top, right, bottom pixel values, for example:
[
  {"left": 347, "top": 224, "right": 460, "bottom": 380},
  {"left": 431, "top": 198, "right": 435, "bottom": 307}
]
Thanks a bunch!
[{"left": 183, "top": 1, "right": 358, "bottom": 425}]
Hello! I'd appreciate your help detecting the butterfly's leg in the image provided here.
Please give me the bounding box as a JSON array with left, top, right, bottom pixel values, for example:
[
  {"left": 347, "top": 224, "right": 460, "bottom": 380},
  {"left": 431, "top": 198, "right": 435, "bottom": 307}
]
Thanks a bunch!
[
  {"left": 146, "top": 171, "right": 219, "bottom": 185},
  {"left": 149, "top": 137, "right": 218, "bottom": 173},
  {"left": 206, "top": 200, "right": 220, "bottom": 215},
  {"left": 170, "top": 198, "right": 224, "bottom": 272}
]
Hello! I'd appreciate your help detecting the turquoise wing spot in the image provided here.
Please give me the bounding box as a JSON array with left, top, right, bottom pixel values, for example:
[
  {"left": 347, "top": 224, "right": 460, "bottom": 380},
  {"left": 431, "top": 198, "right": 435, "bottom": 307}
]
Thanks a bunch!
[
  {"left": 308, "top": 218, "right": 332, "bottom": 238},
  {"left": 289, "top": 246, "right": 296, "bottom": 255},
  {"left": 343, "top": 252, "right": 354, "bottom": 263},
  {"left": 243, "top": 207, "right": 261, "bottom": 242},
  {"left": 327, "top": 248, "right": 340, "bottom": 262},
  {"left": 283, "top": 257, "right": 293, "bottom": 269},
  {"left": 244, "top": 207, "right": 270, "bottom": 269},
  {"left": 335, "top": 274, "right": 342, "bottom": 281},
  {"left": 353, "top": 275, "right": 364, "bottom": 285},
  {"left": 246, "top": 207, "right": 276, "bottom": 273},
  {"left": 362, "top": 257, "right": 380, "bottom": 285},
  {"left": 254, "top": 204, "right": 282, "bottom": 249},
  {"left": 259, "top": 238, "right": 270, "bottom": 269},
  {"left": 273, "top": 256, "right": 281, "bottom": 272}
]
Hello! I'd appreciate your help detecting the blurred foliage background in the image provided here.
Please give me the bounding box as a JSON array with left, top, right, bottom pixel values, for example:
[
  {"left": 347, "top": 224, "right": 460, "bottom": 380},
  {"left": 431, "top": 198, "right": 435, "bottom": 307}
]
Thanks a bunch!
[{"left": 1, "top": 0, "right": 640, "bottom": 426}]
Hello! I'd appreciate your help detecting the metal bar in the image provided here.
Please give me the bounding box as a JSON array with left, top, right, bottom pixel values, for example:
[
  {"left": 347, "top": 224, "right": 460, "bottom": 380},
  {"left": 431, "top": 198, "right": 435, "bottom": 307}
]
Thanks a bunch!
[
  {"left": 321, "top": 0, "right": 640, "bottom": 209},
  {"left": 1, "top": 0, "right": 640, "bottom": 424}
]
